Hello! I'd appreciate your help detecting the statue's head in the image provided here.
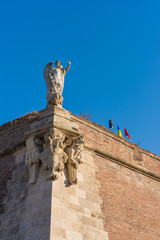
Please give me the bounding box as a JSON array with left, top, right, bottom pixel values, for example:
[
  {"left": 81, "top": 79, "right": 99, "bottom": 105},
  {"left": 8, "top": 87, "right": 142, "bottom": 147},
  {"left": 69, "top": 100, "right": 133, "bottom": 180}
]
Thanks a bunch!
[{"left": 55, "top": 60, "right": 61, "bottom": 68}]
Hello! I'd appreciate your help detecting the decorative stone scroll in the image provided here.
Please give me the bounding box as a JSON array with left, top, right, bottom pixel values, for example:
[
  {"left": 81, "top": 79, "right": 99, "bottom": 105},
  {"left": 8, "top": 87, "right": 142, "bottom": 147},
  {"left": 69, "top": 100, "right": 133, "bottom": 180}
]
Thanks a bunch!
[
  {"left": 44, "top": 60, "right": 71, "bottom": 107},
  {"left": 26, "top": 136, "right": 41, "bottom": 184},
  {"left": 65, "top": 135, "right": 84, "bottom": 185},
  {"left": 39, "top": 128, "right": 68, "bottom": 180}
]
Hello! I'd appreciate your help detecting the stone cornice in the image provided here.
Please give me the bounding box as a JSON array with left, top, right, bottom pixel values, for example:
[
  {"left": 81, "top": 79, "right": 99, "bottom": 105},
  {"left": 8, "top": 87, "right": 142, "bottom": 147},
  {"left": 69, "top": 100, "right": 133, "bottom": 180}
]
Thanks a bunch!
[
  {"left": 84, "top": 143, "right": 160, "bottom": 182},
  {"left": 0, "top": 141, "right": 25, "bottom": 158},
  {"left": 71, "top": 114, "right": 160, "bottom": 161},
  {"left": 0, "top": 112, "right": 39, "bottom": 135}
]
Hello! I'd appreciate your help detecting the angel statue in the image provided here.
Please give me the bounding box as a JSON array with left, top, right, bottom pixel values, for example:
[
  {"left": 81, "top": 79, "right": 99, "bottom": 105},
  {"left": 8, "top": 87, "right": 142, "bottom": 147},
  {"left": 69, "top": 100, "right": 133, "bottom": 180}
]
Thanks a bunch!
[{"left": 44, "top": 60, "right": 71, "bottom": 107}]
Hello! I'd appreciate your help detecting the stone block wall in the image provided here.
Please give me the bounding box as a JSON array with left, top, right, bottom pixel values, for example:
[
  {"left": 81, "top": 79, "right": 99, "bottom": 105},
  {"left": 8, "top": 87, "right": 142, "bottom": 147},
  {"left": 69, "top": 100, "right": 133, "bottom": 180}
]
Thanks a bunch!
[
  {"left": 0, "top": 148, "right": 52, "bottom": 240},
  {"left": 50, "top": 149, "right": 108, "bottom": 240},
  {"left": 0, "top": 112, "right": 39, "bottom": 217}
]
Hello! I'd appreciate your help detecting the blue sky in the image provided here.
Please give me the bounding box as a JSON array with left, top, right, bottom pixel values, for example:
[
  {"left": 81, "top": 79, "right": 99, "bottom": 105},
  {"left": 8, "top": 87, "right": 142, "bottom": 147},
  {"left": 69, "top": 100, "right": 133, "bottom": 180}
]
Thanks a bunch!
[{"left": 1, "top": 0, "right": 160, "bottom": 156}]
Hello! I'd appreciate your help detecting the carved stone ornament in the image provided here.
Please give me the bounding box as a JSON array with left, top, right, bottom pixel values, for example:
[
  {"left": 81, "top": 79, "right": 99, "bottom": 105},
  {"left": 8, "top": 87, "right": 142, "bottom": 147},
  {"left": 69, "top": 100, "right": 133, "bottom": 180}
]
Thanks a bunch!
[
  {"left": 26, "top": 129, "right": 84, "bottom": 185},
  {"left": 44, "top": 60, "right": 71, "bottom": 107},
  {"left": 39, "top": 128, "right": 68, "bottom": 180},
  {"left": 26, "top": 136, "right": 41, "bottom": 184},
  {"left": 65, "top": 135, "right": 84, "bottom": 185}
]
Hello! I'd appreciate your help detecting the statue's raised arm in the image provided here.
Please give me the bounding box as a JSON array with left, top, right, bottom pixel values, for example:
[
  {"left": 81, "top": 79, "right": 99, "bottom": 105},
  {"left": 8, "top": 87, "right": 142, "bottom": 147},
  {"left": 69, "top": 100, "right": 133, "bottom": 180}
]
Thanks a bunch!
[
  {"left": 43, "top": 60, "right": 71, "bottom": 107},
  {"left": 65, "top": 60, "right": 71, "bottom": 72}
]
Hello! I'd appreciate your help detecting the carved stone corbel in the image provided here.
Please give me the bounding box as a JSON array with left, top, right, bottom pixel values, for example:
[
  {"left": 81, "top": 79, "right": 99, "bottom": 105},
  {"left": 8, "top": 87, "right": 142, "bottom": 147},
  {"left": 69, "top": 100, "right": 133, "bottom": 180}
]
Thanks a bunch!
[
  {"left": 65, "top": 135, "right": 84, "bottom": 185},
  {"left": 26, "top": 128, "right": 84, "bottom": 185},
  {"left": 39, "top": 128, "right": 68, "bottom": 180},
  {"left": 26, "top": 136, "right": 41, "bottom": 184}
]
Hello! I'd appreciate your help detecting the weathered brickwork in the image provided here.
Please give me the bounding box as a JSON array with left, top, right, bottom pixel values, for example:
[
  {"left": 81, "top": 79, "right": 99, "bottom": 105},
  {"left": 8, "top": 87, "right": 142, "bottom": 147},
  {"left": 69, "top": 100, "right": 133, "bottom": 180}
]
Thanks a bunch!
[
  {"left": 143, "top": 153, "right": 160, "bottom": 175},
  {"left": 73, "top": 115, "right": 160, "bottom": 240},
  {"left": 74, "top": 115, "right": 160, "bottom": 180},
  {"left": 95, "top": 155, "right": 160, "bottom": 240},
  {"left": 0, "top": 112, "right": 39, "bottom": 154},
  {"left": 0, "top": 149, "right": 29, "bottom": 239},
  {"left": 0, "top": 154, "right": 15, "bottom": 214}
]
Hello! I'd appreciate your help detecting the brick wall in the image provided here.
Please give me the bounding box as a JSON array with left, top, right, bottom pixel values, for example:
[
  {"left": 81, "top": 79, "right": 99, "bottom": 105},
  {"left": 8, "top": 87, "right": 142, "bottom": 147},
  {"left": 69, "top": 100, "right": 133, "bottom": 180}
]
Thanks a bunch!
[
  {"left": 73, "top": 115, "right": 160, "bottom": 240},
  {"left": 0, "top": 112, "right": 39, "bottom": 153},
  {"left": 95, "top": 155, "right": 160, "bottom": 240}
]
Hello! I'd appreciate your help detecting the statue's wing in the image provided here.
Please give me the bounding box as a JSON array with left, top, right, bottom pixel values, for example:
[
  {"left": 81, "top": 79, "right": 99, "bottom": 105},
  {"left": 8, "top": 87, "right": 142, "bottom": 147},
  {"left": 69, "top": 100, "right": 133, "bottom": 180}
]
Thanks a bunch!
[{"left": 43, "top": 62, "right": 54, "bottom": 89}]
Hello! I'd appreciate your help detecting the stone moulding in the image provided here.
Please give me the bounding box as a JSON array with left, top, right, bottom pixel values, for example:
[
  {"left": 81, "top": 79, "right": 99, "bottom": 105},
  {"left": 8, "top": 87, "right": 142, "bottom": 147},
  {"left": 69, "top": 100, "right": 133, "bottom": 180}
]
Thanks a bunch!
[
  {"left": 25, "top": 127, "right": 84, "bottom": 185},
  {"left": 84, "top": 142, "right": 160, "bottom": 182},
  {"left": 71, "top": 114, "right": 160, "bottom": 160}
]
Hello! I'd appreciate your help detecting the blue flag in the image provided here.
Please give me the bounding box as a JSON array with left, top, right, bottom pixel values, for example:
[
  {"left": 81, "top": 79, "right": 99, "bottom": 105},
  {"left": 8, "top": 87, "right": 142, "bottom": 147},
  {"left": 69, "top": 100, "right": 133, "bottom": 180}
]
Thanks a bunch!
[{"left": 109, "top": 120, "right": 114, "bottom": 129}]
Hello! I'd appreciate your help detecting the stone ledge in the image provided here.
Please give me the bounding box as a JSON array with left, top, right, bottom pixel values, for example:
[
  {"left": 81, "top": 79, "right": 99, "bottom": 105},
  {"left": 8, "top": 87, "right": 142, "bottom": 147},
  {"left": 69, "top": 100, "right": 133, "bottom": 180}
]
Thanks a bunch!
[
  {"left": 0, "top": 141, "right": 25, "bottom": 158},
  {"left": 71, "top": 114, "right": 160, "bottom": 161},
  {"left": 84, "top": 143, "right": 160, "bottom": 182},
  {"left": 0, "top": 111, "right": 39, "bottom": 134}
]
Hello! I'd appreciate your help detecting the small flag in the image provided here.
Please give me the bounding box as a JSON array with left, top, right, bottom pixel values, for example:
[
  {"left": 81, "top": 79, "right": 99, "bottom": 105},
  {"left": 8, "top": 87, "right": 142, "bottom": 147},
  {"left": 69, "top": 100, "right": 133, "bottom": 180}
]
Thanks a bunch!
[
  {"left": 125, "top": 127, "right": 131, "bottom": 140},
  {"left": 117, "top": 124, "right": 122, "bottom": 137},
  {"left": 109, "top": 120, "right": 114, "bottom": 129}
]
